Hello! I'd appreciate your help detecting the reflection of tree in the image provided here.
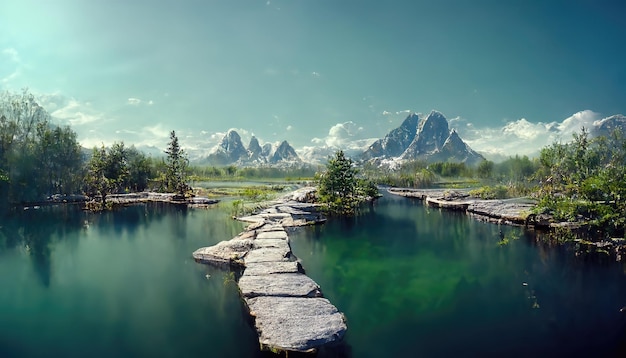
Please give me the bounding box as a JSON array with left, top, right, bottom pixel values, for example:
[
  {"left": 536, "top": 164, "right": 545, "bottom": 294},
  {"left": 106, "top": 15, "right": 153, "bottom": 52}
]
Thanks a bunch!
[{"left": 1, "top": 206, "right": 85, "bottom": 287}]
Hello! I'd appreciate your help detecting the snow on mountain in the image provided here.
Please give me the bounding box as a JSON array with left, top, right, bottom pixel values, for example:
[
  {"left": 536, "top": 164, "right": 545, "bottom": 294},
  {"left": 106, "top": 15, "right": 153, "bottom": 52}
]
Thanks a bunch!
[{"left": 360, "top": 110, "right": 484, "bottom": 166}]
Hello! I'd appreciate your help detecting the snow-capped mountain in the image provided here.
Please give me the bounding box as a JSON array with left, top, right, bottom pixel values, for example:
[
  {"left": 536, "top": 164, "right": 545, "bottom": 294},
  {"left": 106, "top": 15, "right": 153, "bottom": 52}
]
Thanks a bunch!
[
  {"left": 362, "top": 113, "right": 419, "bottom": 160},
  {"left": 199, "top": 130, "right": 301, "bottom": 166},
  {"left": 592, "top": 114, "right": 626, "bottom": 138},
  {"left": 361, "top": 110, "right": 484, "bottom": 165}
]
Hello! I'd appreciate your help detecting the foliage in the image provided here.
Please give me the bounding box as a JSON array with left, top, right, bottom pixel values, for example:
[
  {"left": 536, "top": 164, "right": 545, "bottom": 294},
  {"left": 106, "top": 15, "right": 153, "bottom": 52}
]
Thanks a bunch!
[
  {"left": 84, "top": 146, "right": 114, "bottom": 207},
  {"left": 469, "top": 185, "right": 509, "bottom": 199},
  {"left": 476, "top": 160, "right": 494, "bottom": 179},
  {"left": 0, "top": 90, "right": 84, "bottom": 211},
  {"left": 534, "top": 128, "right": 626, "bottom": 237},
  {"left": 362, "top": 159, "right": 436, "bottom": 188},
  {"left": 316, "top": 150, "right": 378, "bottom": 215},
  {"left": 188, "top": 165, "right": 317, "bottom": 181},
  {"left": 163, "top": 130, "right": 190, "bottom": 196},
  {"left": 428, "top": 162, "right": 471, "bottom": 178},
  {"left": 83, "top": 142, "right": 154, "bottom": 208}
]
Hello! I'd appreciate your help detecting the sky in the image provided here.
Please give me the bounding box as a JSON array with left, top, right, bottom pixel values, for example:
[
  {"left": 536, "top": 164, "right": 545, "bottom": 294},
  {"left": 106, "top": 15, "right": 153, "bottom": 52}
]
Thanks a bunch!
[{"left": 1, "top": 0, "right": 625, "bottom": 160}]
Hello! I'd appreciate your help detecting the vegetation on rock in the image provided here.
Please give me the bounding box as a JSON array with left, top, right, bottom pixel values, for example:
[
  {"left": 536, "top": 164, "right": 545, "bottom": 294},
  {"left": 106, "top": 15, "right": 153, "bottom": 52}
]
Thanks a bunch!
[
  {"left": 316, "top": 150, "right": 378, "bottom": 215},
  {"left": 533, "top": 128, "right": 626, "bottom": 238}
]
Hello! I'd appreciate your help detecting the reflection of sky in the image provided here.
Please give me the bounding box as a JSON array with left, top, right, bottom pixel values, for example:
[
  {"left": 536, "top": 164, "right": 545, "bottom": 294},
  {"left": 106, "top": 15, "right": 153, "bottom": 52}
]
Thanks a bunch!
[
  {"left": 0, "top": 205, "right": 256, "bottom": 357},
  {"left": 1, "top": 0, "right": 625, "bottom": 157},
  {"left": 289, "top": 193, "right": 626, "bottom": 357}
]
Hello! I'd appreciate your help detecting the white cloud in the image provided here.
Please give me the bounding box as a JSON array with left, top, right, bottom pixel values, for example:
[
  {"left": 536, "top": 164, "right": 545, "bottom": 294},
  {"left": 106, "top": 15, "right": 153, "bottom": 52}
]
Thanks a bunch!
[
  {"left": 49, "top": 98, "right": 104, "bottom": 126},
  {"left": 127, "top": 97, "right": 154, "bottom": 106},
  {"left": 1, "top": 48, "right": 22, "bottom": 85},
  {"left": 2, "top": 48, "right": 20, "bottom": 63},
  {"left": 144, "top": 123, "right": 170, "bottom": 139},
  {"left": 453, "top": 110, "right": 601, "bottom": 161},
  {"left": 286, "top": 125, "right": 293, "bottom": 131},
  {"left": 311, "top": 71, "right": 320, "bottom": 78},
  {"left": 311, "top": 121, "right": 376, "bottom": 151},
  {"left": 502, "top": 118, "right": 552, "bottom": 140}
]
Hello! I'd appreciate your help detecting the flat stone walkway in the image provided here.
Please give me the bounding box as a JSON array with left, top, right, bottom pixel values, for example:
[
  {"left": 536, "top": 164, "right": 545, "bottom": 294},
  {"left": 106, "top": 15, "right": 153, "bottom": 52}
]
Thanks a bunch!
[{"left": 193, "top": 188, "right": 346, "bottom": 354}]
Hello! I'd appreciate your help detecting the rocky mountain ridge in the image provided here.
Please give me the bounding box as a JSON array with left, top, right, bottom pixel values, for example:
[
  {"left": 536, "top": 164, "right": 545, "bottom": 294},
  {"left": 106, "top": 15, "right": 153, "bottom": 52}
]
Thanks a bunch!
[
  {"left": 200, "top": 130, "right": 301, "bottom": 166},
  {"left": 362, "top": 110, "right": 484, "bottom": 165}
]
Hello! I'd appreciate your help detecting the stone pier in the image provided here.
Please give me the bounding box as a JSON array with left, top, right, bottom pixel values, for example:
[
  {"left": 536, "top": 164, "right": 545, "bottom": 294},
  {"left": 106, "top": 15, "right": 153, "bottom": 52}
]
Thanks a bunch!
[{"left": 192, "top": 188, "right": 347, "bottom": 354}]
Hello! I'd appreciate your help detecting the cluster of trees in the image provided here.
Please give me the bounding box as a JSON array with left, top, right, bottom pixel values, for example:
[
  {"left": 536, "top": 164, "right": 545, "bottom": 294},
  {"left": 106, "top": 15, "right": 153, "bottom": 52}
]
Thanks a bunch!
[
  {"left": 0, "top": 90, "right": 83, "bottom": 211},
  {"left": 362, "top": 155, "right": 539, "bottom": 190},
  {"left": 0, "top": 90, "right": 190, "bottom": 213},
  {"left": 534, "top": 128, "right": 626, "bottom": 236},
  {"left": 188, "top": 164, "right": 317, "bottom": 181}
]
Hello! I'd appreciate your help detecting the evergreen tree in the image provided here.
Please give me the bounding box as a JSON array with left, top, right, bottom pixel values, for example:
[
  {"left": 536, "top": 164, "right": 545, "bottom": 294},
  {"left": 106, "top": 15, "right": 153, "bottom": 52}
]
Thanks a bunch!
[
  {"left": 317, "top": 150, "right": 359, "bottom": 215},
  {"left": 164, "top": 130, "right": 189, "bottom": 196}
]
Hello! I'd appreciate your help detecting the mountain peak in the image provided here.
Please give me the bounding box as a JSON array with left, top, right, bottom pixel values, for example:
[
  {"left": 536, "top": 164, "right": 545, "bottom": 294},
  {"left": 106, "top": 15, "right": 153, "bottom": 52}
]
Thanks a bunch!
[
  {"left": 360, "top": 110, "right": 483, "bottom": 166},
  {"left": 206, "top": 130, "right": 248, "bottom": 165},
  {"left": 436, "top": 129, "right": 485, "bottom": 165},
  {"left": 270, "top": 140, "right": 300, "bottom": 163},
  {"left": 592, "top": 114, "right": 626, "bottom": 138},
  {"left": 362, "top": 112, "right": 420, "bottom": 159},
  {"left": 402, "top": 111, "right": 450, "bottom": 158}
]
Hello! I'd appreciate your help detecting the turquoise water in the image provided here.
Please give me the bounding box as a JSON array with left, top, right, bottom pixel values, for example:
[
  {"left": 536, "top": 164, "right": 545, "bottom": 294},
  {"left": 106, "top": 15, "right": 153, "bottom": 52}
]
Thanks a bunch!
[
  {"left": 0, "top": 203, "right": 260, "bottom": 358},
  {"left": 289, "top": 193, "right": 626, "bottom": 357},
  {"left": 1, "top": 195, "right": 626, "bottom": 357}
]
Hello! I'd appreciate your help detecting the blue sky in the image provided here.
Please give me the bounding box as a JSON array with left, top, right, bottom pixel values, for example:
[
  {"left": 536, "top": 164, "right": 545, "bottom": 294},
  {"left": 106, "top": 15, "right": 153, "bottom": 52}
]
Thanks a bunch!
[{"left": 1, "top": 0, "right": 625, "bottom": 159}]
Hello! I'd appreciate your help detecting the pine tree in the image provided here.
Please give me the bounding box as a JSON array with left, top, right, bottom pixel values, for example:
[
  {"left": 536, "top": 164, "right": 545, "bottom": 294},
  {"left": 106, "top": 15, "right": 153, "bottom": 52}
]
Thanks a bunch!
[
  {"left": 317, "top": 150, "right": 359, "bottom": 215},
  {"left": 164, "top": 130, "right": 189, "bottom": 197}
]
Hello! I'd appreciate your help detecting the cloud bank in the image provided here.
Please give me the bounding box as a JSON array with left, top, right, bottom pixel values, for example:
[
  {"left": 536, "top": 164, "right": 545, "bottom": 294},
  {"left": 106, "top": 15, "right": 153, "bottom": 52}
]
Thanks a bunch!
[{"left": 453, "top": 110, "right": 601, "bottom": 161}]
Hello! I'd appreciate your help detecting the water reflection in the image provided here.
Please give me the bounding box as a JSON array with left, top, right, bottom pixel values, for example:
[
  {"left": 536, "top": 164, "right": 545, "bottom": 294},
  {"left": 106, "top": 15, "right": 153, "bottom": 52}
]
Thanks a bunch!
[
  {"left": 0, "top": 203, "right": 258, "bottom": 357},
  {"left": 1, "top": 206, "right": 85, "bottom": 287},
  {"left": 290, "top": 193, "right": 626, "bottom": 357}
]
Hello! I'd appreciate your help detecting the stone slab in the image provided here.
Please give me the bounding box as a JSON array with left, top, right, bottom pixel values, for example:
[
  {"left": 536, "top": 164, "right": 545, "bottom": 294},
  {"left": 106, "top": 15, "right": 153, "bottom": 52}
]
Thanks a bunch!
[
  {"left": 238, "top": 273, "right": 321, "bottom": 298},
  {"left": 244, "top": 247, "right": 291, "bottom": 263},
  {"left": 253, "top": 238, "right": 290, "bottom": 250},
  {"left": 243, "top": 261, "right": 302, "bottom": 276},
  {"left": 256, "top": 231, "right": 288, "bottom": 240},
  {"left": 246, "top": 296, "right": 347, "bottom": 352}
]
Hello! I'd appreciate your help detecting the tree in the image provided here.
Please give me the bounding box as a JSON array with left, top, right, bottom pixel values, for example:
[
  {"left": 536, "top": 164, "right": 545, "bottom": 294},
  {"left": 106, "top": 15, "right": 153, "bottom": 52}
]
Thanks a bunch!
[
  {"left": 476, "top": 160, "right": 494, "bottom": 179},
  {"left": 164, "top": 130, "right": 189, "bottom": 196},
  {"left": 317, "top": 150, "right": 360, "bottom": 215},
  {"left": 126, "top": 146, "right": 154, "bottom": 192},
  {"left": 0, "top": 89, "right": 84, "bottom": 210},
  {"left": 104, "top": 142, "right": 129, "bottom": 193},
  {"left": 85, "top": 145, "right": 112, "bottom": 208}
]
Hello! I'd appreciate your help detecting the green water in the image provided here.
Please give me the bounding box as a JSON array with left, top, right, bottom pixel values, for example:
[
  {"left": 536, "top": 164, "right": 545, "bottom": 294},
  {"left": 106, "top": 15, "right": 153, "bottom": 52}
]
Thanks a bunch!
[
  {"left": 289, "top": 193, "right": 626, "bottom": 357},
  {"left": 0, "top": 203, "right": 260, "bottom": 358},
  {"left": 1, "top": 195, "right": 626, "bottom": 357}
]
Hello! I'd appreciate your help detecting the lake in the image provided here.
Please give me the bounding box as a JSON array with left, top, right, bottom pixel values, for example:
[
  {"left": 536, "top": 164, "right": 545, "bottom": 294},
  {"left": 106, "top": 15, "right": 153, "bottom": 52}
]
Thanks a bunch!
[{"left": 1, "top": 193, "right": 626, "bottom": 357}]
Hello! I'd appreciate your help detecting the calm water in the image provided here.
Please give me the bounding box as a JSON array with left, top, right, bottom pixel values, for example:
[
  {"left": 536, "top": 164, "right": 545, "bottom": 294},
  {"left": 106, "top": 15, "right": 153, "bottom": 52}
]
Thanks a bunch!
[{"left": 1, "top": 194, "right": 626, "bottom": 357}]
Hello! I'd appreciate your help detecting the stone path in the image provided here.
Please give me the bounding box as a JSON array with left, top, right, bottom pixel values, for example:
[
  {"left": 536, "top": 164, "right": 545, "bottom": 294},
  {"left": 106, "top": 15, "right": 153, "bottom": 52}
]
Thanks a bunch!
[{"left": 192, "top": 187, "right": 346, "bottom": 354}]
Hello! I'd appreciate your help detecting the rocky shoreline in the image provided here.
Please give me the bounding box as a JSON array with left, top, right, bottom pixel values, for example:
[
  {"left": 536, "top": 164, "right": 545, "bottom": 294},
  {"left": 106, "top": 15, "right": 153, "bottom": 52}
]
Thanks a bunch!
[
  {"left": 388, "top": 188, "right": 536, "bottom": 226},
  {"left": 192, "top": 187, "right": 347, "bottom": 354},
  {"left": 388, "top": 187, "right": 626, "bottom": 262}
]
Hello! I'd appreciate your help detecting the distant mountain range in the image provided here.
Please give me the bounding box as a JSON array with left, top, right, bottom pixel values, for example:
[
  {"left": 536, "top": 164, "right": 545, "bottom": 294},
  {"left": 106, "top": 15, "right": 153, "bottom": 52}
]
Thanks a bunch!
[
  {"left": 135, "top": 111, "right": 626, "bottom": 168},
  {"left": 362, "top": 110, "right": 485, "bottom": 166},
  {"left": 196, "top": 129, "right": 301, "bottom": 166}
]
